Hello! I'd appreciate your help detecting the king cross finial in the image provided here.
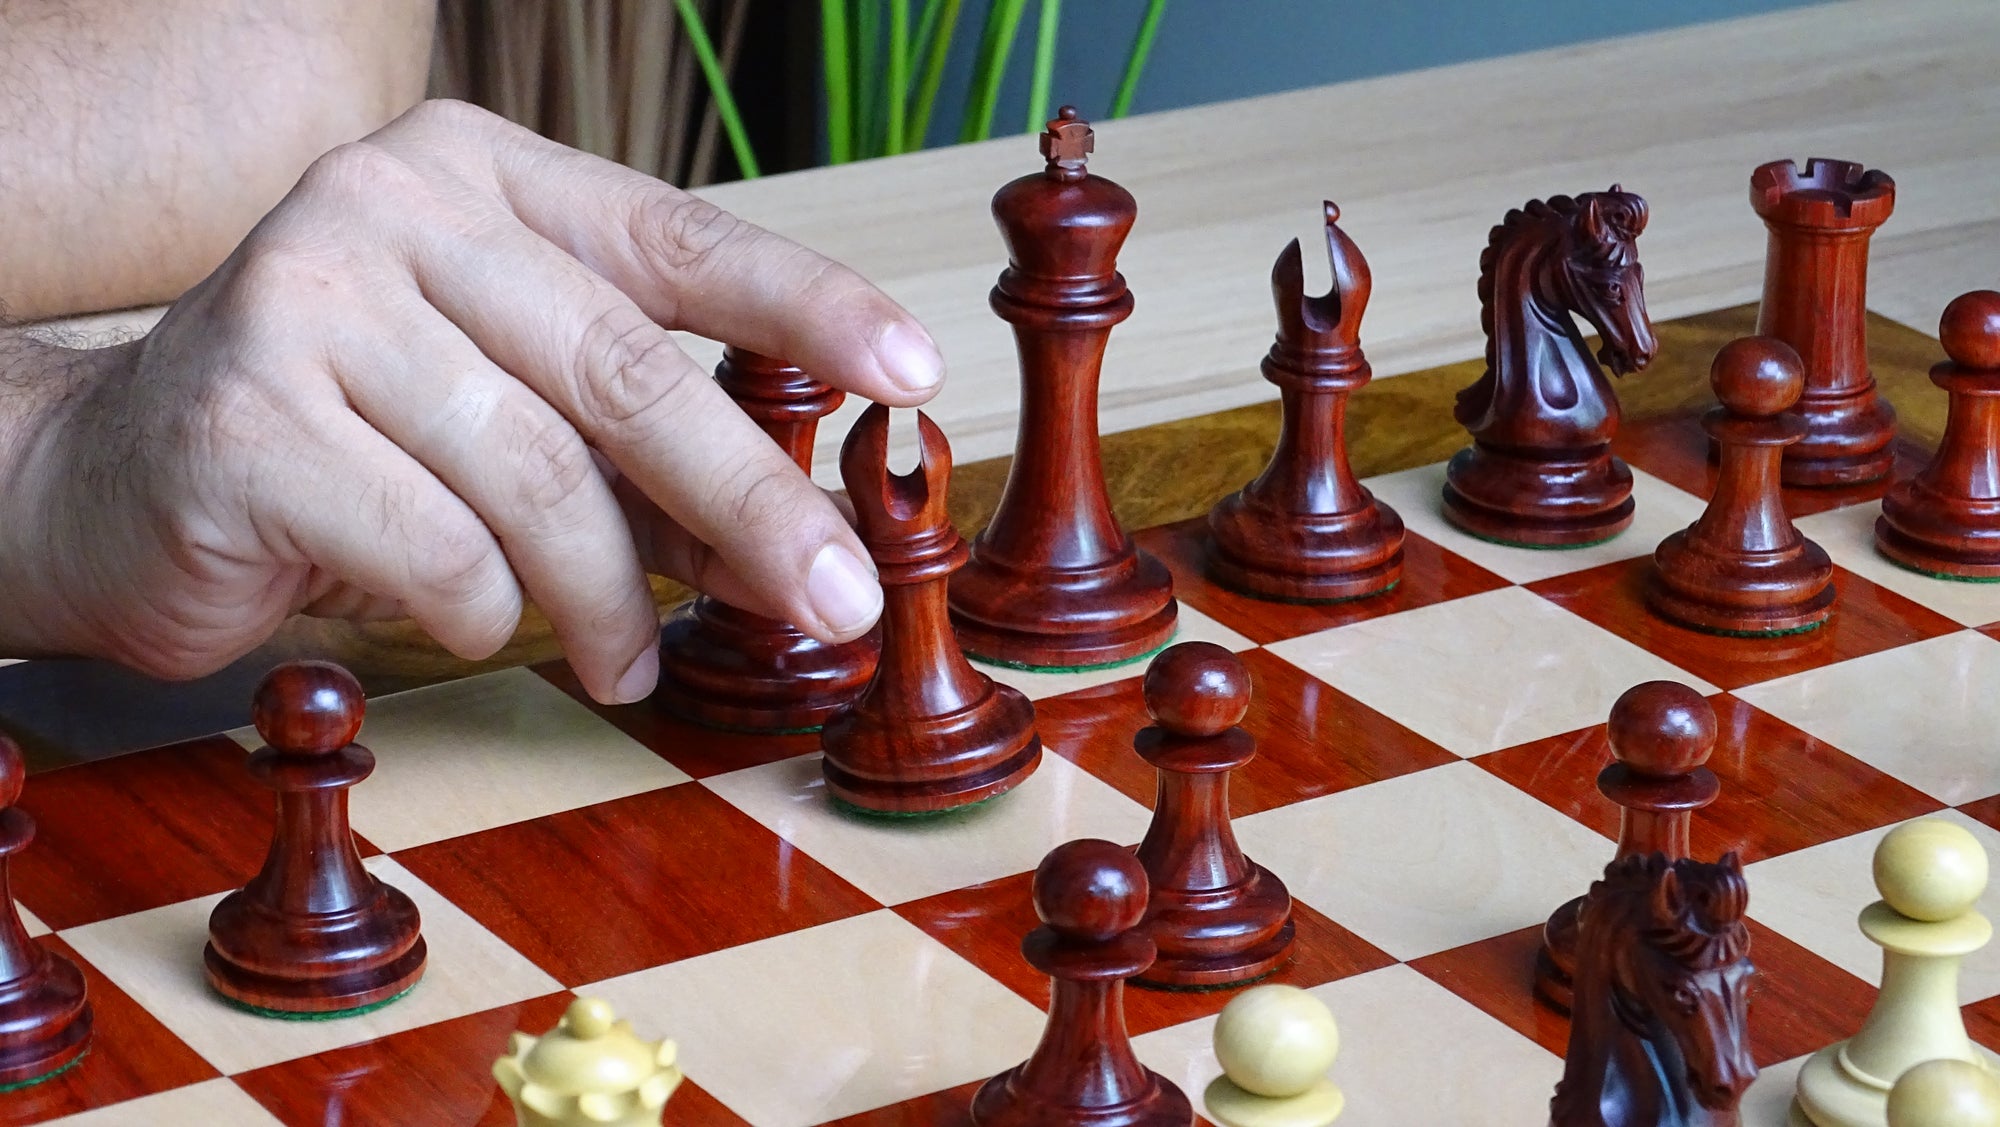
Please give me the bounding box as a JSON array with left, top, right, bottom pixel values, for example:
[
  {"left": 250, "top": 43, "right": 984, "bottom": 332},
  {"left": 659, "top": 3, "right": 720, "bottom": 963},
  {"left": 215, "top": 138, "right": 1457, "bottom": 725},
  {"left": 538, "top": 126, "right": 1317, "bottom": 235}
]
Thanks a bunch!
[{"left": 1041, "top": 106, "right": 1092, "bottom": 178}]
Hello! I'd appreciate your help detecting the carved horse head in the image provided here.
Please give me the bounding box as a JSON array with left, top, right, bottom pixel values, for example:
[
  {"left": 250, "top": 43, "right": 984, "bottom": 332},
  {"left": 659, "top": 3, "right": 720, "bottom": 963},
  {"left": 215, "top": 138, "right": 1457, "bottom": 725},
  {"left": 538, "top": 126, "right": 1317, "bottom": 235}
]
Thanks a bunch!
[
  {"left": 1559, "top": 187, "right": 1656, "bottom": 377},
  {"left": 1554, "top": 852, "right": 1756, "bottom": 1126}
]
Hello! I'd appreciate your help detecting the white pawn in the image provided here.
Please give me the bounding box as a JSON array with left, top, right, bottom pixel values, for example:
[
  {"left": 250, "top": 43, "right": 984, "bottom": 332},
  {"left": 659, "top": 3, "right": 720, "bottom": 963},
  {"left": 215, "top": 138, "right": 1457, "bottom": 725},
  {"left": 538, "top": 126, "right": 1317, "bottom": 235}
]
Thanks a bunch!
[
  {"left": 1888, "top": 1059, "right": 2000, "bottom": 1127},
  {"left": 1793, "top": 820, "right": 2000, "bottom": 1127},
  {"left": 1205, "top": 984, "right": 1343, "bottom": 1127},
  {"left": 493, "top": 996, "right": 682, "bottom": 1127}
]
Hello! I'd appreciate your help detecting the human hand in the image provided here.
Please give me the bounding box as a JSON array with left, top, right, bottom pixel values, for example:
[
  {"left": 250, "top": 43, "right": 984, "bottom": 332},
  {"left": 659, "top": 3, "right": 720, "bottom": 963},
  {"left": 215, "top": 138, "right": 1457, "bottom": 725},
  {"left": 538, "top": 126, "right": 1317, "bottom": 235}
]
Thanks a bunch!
[{"left": 0, "top": 99, "right": 940, "bottom": 704}]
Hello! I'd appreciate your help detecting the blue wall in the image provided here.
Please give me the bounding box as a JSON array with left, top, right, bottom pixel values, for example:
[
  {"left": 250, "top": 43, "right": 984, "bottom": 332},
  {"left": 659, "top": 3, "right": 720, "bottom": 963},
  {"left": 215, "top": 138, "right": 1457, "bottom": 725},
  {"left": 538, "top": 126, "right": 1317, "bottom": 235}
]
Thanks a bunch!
[{"left": 916, "top": 0, "right": 1830, "bottom": 148}]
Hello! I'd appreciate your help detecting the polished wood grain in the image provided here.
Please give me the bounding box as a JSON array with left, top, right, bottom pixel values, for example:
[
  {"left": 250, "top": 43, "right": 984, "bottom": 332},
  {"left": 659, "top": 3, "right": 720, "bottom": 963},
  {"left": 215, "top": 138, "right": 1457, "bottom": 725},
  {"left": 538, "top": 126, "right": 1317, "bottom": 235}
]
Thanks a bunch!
[
  {"left": 1206, "top": 203, "right": 1403, "bottom": 601},
  {"left": 205, "top": 663, "right": 427, "bottom": 1015},
  {"left": 656, "top": 348, "right": 880, "bottom": 731},
  {"left": 1536, "top": 683, "right": 1719, "bottom": 1016},
  {"left": 947, "top": 109, "right": 1178, "bottom": 670},
  {"left": 1034, "top": 648, "right": 1457, "bottom": 820},
  {"left": 1532, "top": 558, "right": 1960, "bottom": 692},
  {"left": 1647, "top": 337, "right": 1836, "bottom": 634},
  {"left": 1751, "top": 159, "right": 1899, "bottom": 486},
  {"left": 0, "top": 936, "right": 213, "bottom": 1122},
  {"left": 393, "top": 782, "right": 879, "bottom": 986},
  {"left": 1443, "top": 189, "right": 1656, "bottom": 547},
  {"left": 1479, "top": 694, "right": 1942, "bottom": 867},
  {"left": 970, "top": 840, "right": 1191, "bottom": 1126},
  {"left": 1876, "top": 291, "right": 2000, "bottom": 577},
  {"left": 1550, "top": 853, "right": 1754, "bottom": 1125},
  {"left": 536, "top": 662, "right": 822, "bottom": 779},
  {"left": 1130, "top": 644, "right": 1294, "bottom": 989},
  {"left": 231, "top": 991, "right": 576, "bottom": 1127},
  {"left": 0, "top": 739, "right": 89, "bottom": 1089},
  {"left": 823, "top": 405, "right": 1041, "bottom": 813}
]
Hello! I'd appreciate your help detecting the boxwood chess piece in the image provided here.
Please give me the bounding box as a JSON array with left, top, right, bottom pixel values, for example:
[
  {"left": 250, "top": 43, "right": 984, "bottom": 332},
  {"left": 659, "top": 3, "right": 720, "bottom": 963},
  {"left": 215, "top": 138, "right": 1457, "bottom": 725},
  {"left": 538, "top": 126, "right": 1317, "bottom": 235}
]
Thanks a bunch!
[{"left": 494, "top": 996, "right": 681, "bottom": 1127}]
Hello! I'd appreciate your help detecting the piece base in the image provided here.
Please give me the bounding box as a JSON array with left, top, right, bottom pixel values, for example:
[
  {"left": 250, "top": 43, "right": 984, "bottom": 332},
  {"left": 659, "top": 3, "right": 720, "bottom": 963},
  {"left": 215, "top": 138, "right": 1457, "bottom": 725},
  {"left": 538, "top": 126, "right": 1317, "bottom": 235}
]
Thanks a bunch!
[
  {"left": 654, "top": 603, "right": 877, "bottom": 734},
  {"left": 821, "top": 736, "right": 1042, "bottom": 816},
  {"left": 971, "top": 1066, "right": 1194, "bottom": 1127},
  {"left": 1205, "top": 548, "right": 1403, "bottom": 604},
  {"left": 1646, "top": 579, "right": 1834, "bottom": 637},
  {"left": 203, "top": 936, "right": 427, "bottom": 1016},
  {"left": 1874, "top": 515, "right": 2000, "bottom": 580},
  {"left": 0, "top": 1046, "right": 87, "bottom": 1094},
  {"left": 953, "top": 601, "right": 1179, "bottom": 672},
  {"left": 1440, "top": 484, "right": 1633, "bottom": 549},
  {"left": 1533, "top": 941, "right": 1575, "bottom": 1016},
  {"left": 1203, "top": 1076, "right": 1344, "bottom": 1127},
  {"left": 215, "top": 982, "right": 417, "bottom": 1022},
  {"left": 1791, "top": 1041, "right": 2000, "bottom": 1127}
]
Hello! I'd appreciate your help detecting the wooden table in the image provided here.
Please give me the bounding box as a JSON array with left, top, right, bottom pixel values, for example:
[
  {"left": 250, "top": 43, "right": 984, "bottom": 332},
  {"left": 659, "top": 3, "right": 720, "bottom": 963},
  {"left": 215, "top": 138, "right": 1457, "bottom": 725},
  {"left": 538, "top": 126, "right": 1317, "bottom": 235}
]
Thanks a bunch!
[{"left": 22, "top": 0, "right": 2000, "bottom": 756}]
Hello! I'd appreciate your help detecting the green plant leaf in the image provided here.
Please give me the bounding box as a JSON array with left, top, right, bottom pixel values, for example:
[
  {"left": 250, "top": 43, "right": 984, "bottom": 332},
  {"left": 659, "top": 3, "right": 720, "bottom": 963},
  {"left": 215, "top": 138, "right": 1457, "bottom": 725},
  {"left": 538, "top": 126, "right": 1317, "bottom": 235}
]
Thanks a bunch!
[
  {"left": 821, "top": 0, "right": 852, "bottom": 162},
  {"left": 674, "top": 0, "right": 761, "bottom": 178},
  {"left": 1025, "top": 0, "right": 1061, "bottom": 132},
  {"left": 905, "top": 0, "right": 962, "bottom": 150},
  {"left": 960, "top": 0, "right": 1029, "bottom": 143},
  {"left": 886, "top": 0, "right": 910, "bottom": 155},
  {"left": 1110, "top": 0, "right": 1167, "bottom": 118}
]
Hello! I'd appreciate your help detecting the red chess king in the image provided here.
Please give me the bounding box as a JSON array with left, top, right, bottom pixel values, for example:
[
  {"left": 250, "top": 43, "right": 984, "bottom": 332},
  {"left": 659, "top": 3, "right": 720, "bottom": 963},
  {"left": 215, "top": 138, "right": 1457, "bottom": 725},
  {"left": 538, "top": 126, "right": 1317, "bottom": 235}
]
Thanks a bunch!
[
  {"left": 204, "top": 662, "right": 427, "bottom": 1017},
  {"left": 1749, "top": 157, "right": 1898, "bottom": 486},
  {"left": 0, "top": 735, "right": 90, "bottom": 1089},
  {"left": 947, "top": 106, "right": 1178, "bottom": 671}
]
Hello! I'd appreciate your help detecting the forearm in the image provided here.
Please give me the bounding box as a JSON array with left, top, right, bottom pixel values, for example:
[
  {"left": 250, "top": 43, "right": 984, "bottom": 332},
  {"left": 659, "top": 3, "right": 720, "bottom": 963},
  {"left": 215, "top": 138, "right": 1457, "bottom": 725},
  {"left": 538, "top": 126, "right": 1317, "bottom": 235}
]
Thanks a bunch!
[{"left": 0, "top": 0, "right": 435, "bottom": 320}]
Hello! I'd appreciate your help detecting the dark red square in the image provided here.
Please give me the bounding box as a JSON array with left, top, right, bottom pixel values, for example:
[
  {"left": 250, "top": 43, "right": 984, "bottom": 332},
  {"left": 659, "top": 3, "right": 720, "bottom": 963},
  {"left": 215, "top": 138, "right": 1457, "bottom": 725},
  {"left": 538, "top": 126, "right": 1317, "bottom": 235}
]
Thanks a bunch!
[
  {"left": 1134, "top": 518, "right": 1508, "bottom": 646},
  {"left": 1528, "top": 557, "right": 1960, "bottom": 691},
  {"left": 393, "top": 785, "right": 879, "bottom": 985},
  {"left": 1616, "top": 406, "right": 1931, "bottom": 519},
  {"left": 1477, "top": 694, "right": 1941, "bottom": 864},
  {"left": 1035, "top": 649, "right": 1458, "bottom": 819}
]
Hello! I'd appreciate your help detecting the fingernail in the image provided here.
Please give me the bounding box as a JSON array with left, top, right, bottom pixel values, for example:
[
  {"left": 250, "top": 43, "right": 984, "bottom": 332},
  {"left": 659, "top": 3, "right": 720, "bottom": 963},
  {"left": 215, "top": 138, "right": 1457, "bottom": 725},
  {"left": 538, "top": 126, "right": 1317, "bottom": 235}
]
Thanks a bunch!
[
  {"left": 876, "top": 322, "right": 944, "bottom": 394},
  {"left": 612, "top": 645, "right": 659, "bottom": 705},
  {"left": 808, "top": 543, "right": 884, "bottom": 636}
]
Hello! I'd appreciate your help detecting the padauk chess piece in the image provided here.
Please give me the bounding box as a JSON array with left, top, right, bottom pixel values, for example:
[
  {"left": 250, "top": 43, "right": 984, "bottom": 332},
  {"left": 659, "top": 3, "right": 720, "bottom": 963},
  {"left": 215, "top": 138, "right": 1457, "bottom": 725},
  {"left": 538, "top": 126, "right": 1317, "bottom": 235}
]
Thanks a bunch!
[
  {"left": 972, "top": 839, "right": 1194, "bottom": 1126},
  {"left": 1132, "top": 642, "right": 1294, "bottom": 988},
  {"left": 205, "top": 661, "right": 427, "bottom": 1016},
  {"left": 0, "top": 735, "right": 90, "bottom": 1087},
  {"left": 1537, "top": 681, "right": 1719, "bottom": 1014},
  {"left": 1648, "top": 337, "right": 1835, "bottom": 636},
  {"left": 1876, "top": 291, "right": 2000, "bottom": 578},
  {"left": 821, "top": 405, "right": 1041, "bottom": 814},
  {"left": 948, "top": 106, "right": 1178, "bottom": 670},
  {"left": 1750, "top": 158, "right": 1898, "bottom": 487},
  {"left": 1442, "top": 187, "right": 1657, "bottom": 547},
  {"left": 656, "top": 348, "right": 879, "bottom": 731},
  {"left": 1206, "top": 202, "right": 1404, "bottom": 602}
]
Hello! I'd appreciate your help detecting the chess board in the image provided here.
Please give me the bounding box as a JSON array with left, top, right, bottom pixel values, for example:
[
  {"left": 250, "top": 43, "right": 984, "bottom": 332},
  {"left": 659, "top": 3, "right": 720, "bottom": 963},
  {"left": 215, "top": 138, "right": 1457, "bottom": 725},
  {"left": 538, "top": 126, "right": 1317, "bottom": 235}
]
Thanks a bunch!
[{"left": 5, "top": 304, "right": 2000, "bottom": 1127}]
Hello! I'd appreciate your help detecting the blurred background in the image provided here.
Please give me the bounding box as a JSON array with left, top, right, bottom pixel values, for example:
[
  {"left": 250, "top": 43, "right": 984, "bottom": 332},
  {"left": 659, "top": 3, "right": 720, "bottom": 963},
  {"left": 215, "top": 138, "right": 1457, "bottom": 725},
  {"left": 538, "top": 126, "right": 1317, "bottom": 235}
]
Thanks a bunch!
[{"left": 427, "top": 0, "right": 1823, "bottom": 189}]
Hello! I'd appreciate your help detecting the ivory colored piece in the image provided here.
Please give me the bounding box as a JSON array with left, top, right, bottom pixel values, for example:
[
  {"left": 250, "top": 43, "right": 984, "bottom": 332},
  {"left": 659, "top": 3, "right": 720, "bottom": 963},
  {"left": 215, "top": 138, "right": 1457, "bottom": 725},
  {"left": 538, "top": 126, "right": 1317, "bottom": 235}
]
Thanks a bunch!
[
  {"left": 1792, "top": 820, "right": 2000, "bottom": 1127},
  {"left": 493, "top": 996, "right": 682, "bottom": 1127},
  {"left": 1204, "top": 984, "right": 1344, "bottom": 1127},
  {"left": 1887, "top": 1059, "right": 2000, "bottom": 1127},
  {"left": 1875, "top": 291, "right": 2000, "bottom": 579}
]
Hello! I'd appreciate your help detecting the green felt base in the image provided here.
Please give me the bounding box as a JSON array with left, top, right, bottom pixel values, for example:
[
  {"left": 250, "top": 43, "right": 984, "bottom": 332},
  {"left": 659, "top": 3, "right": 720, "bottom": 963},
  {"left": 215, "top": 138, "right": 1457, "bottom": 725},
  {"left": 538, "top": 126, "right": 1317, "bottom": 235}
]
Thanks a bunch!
[
  {"left": 218, "top": 982, "right": 417, "bottom": 1022},
  {"left": 965, "top": 632, "right": 1176, "bottom": 675},
  {"left": 0, "top": 1049, "right": 86, "bottom": 1094},
  {"left": 1687, "top": 618, "right": 1828, "bottom": 640},
  {"left": 1129, "top": 963, "right": 1287, "bottom": 995},
  {"left": 1883, "top": 556, "right": 2000, "bottom": 584},
  {"left": 828, "top": 788, "right": 1010, "bottom": 822}
]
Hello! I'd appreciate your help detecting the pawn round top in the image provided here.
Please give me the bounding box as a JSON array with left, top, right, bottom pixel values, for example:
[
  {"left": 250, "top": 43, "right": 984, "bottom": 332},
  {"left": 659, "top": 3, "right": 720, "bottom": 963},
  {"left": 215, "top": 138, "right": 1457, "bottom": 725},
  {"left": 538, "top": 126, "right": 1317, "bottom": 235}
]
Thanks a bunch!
[
  {"left": 1212, "top": 984, "right": 1340, "bottom": 1100},
  {"left": 1032, "top": 838, "right": 1149, "bottom": 942},
  {"left": 1941, "top": 291, "right": 2000, "bottom": 370},
  {"left": 1874, "top": 819, "right": 1990, "bottom": 922},
  {"left": 1710, "top": 336, "right": 1805, "bottom": 418},
  {"left": 1607, "top": 681, "right": 1716, "bottom": 778},
  {"left": 1887, "top": 1058, "right": 2000, "bottom": 1127},
  {"left": 252, "top": 661, "right": 365, "bottom": 755},
  {"left": 1143, "top": 642, "right": 1251, "bottom": 737}
]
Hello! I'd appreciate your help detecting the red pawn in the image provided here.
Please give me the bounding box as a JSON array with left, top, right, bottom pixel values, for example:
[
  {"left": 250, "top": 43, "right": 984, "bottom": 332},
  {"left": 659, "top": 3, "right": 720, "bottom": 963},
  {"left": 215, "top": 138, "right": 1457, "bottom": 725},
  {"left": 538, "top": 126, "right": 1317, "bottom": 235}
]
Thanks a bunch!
[
  {"left": 1648, "top": 338, "right": 1835, "bottom": 635},
  {"left": 1133, "top": 643, "right": 1294, "bottom": 988},
  {"left": 1876, "top": 291, "right": 2000, "bottom": 578},
  {"left": 1536, "top": 681, "right": 1719, "bottom": 1013},
  {"left": 972, "top": 840, "right": 1193, "bottom": 1126},
  {"left": 206, "top": 662, "right": 426, "bottom": 1016},
  {"left": 0, "top": 736, "right": 90, "bottom": 1087},
  {"left": 821, "top": 405, "right": 1041, "bottom": 814}
]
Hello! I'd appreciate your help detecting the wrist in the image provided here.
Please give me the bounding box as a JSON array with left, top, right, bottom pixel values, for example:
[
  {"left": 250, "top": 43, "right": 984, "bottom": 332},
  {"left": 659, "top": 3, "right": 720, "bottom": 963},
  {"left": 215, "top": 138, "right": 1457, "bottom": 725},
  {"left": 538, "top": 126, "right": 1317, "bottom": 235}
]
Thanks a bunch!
[{"left": 0, "top": 332, "right": 138, "bottom": 659}]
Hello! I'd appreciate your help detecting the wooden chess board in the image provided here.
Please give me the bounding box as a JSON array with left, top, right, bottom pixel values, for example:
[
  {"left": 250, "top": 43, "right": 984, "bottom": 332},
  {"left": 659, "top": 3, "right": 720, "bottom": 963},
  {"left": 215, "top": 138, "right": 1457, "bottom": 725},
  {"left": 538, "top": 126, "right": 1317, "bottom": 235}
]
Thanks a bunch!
[{"left": 3, "top": 305, "right": 1999, "bottom": 1126}]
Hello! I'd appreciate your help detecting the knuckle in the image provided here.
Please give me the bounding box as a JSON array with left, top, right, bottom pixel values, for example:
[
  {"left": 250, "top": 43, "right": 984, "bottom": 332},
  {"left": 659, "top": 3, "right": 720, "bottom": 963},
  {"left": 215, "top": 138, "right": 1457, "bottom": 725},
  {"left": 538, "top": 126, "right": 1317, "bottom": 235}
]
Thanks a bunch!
[
  {"left": 631, "top": 189, "right": 743, "bottom": 278},
  {"left": 390, "top": 97, "right": 491, "bottom": 136},
  {"left": 296, "top": 140, "right": 420, "bottom": 204},
  {"left": 718, "top": 458, "right": 813, "bottom": 538},
  {"left": 418, "top": 517, "right": 502, "bottom": 603},
  {"left": 503, "top": 410, "right": 599, "bottom": 520},
  {"left": 573, "top": 308, "right": 695, "bottom": 430}
]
